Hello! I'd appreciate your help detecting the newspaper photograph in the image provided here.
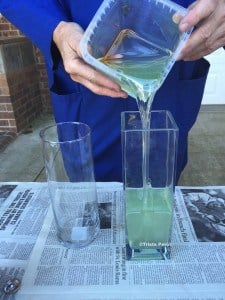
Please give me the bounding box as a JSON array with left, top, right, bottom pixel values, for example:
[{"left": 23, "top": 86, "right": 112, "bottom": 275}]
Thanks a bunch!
[
  {"left": 177, "top": 187, "right": 225, "bottom": 242},
  {"left": 1, "top": 182, "right": 225, "bottom": 299}
]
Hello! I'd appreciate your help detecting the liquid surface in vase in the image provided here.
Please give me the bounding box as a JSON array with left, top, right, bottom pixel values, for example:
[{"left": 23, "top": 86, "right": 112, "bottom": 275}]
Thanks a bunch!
[{"left": 126, "top": 187, "right": 173, "bottom": 249}]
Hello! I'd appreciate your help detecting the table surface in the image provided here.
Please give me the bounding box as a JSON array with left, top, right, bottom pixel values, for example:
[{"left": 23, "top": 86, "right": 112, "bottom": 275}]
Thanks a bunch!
[{"left": 1, "top": 182, "right": 225, "bottom": 300}]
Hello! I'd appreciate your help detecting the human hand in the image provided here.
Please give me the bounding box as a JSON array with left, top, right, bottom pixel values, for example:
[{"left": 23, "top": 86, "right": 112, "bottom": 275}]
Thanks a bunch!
[
  {"left": 53, "top": 21, "right": 128, "bottom": 98},
  {"left": 178, "top": 0, "right": 225, "bottom": 60}
]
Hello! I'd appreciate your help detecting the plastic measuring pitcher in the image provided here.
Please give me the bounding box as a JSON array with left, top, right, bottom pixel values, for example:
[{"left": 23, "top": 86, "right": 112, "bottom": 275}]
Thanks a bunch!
[{"left": 80, "top": 0, "right": 192, "bottom": 102}]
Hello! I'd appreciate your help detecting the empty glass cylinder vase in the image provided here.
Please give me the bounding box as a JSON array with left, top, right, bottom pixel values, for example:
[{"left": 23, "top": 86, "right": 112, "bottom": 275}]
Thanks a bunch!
[{"left": 40, "top": 122, "right": 100, "bottom": 249}]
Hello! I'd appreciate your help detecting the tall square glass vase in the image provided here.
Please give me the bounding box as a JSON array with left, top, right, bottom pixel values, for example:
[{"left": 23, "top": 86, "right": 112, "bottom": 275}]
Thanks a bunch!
[{"left": 121, "top": 111, "right": 178, "bottom": 260}]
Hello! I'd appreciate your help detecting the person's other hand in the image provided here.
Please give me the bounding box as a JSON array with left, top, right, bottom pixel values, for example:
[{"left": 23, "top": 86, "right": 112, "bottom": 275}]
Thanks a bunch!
[
  {"left": 178, "top": 0, "right": 225, "bottom": 60},
  {"left": 53, "top": 21, "right": 128, "bottom": 98}
]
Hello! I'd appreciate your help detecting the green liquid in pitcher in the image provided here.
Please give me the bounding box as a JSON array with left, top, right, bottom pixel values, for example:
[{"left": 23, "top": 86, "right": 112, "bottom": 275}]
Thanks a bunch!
[
  {"left": 126, "top": 187, "right": 173, "bottom": 249},
  {"left": 102, "top": 55, "right": 171, "bottom": 104},
  {"left": 100, "top": 29, "right": 172, "bottom": 103}
]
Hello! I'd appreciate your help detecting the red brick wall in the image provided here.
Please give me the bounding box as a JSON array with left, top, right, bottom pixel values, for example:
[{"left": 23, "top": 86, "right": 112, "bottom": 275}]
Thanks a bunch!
[
  {"left": 33, "top": 47, "right": 52, "bottom": 113},
  {"left": 0, "top": 16, "right": 51, "bottom": 114},
  {"left": 0, "top": 37, "right": 44, "bottom": 132},
  {"left": 0, "top": 15, "right": 22, "bottom": 37}
]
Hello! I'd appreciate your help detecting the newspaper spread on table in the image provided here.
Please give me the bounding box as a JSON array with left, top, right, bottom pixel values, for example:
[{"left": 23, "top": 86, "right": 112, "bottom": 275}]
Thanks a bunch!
[{"left": 0, "top": 182, "right": 225, "bottom": 299}]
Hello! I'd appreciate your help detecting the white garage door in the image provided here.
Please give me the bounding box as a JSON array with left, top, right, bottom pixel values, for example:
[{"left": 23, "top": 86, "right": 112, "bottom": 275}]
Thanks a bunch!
[{"left": 202, "top": 48, "right": 225, "bottom": 105}]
